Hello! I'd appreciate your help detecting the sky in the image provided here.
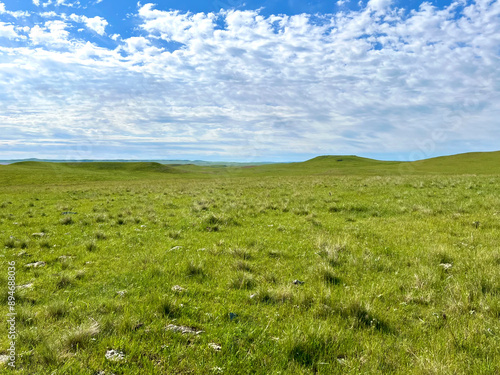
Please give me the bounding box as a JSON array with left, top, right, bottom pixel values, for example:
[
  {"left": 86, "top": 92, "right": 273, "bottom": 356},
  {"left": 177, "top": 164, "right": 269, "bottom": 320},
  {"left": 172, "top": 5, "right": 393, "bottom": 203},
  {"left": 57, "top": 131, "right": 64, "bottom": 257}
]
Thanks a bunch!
[{"left": 0, "top": 0, "right": 499, "bottom": 162}]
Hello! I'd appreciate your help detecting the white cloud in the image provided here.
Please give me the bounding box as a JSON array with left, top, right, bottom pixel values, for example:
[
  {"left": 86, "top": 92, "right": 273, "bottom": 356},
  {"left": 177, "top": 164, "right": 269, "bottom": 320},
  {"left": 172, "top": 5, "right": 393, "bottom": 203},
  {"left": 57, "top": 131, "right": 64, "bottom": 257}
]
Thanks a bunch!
[
  {"left": 34, "top": 0, "right": 79, "bottom": 7},
  {"left": 0, "top": 2, "right": 29, "bottom": 17},
  {"left": 367, "top": 0, "right": 392, "bottom": 12},
  {"left": 123, "top": 36, "right": 150, "bottom": 52},
  {"left": 70, "top": 14, "right": 108, "bottom": 35},
  {"left": 0, "top": 22, "right": 24, "bottom": 39},
  {"left": 1, "top": 1, "right": 500, "bottom": 160},
  {"left": 138, "top": 4, "right": 216, "bottom": 43},
  {"left": 29, "top": 20, "right": 70, "bottom": 45},
  {"left": 40, "top": 11, "right": 58, "bottom": 18}
]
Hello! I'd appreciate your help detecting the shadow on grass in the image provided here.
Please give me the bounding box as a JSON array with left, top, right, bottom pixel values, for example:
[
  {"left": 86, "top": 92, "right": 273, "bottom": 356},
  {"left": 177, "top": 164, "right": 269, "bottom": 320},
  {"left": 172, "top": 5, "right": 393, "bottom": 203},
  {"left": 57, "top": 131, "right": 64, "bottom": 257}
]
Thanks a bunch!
[{"left": 340, "top": 302, "right": 391, "bottom": 333}]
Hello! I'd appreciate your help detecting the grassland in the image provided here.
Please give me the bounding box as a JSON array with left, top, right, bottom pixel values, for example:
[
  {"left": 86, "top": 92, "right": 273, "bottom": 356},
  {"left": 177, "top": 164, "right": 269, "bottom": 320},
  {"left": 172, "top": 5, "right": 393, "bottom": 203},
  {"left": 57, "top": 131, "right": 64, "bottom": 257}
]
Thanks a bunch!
[{"left": 0, "top": 151, "right": 499, "bottom": 374}]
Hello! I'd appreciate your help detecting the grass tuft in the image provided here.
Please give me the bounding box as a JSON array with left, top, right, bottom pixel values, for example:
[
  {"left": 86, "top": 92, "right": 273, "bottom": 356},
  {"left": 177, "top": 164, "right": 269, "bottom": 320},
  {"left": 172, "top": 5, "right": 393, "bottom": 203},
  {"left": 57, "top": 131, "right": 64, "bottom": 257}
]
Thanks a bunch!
[
  {"left": 230, "top": 272, "right": 257, "bottom": 289},
  {"left": 60, "top": 216, "right": 73, "bottom": 225}
]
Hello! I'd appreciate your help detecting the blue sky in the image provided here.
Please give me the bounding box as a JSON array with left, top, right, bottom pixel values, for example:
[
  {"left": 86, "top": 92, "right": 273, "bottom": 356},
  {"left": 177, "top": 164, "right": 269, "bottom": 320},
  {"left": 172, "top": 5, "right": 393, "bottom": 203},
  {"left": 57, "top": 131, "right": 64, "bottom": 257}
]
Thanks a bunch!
[{"left": 0, "top": 0, "right": 499, "bottom": 162}]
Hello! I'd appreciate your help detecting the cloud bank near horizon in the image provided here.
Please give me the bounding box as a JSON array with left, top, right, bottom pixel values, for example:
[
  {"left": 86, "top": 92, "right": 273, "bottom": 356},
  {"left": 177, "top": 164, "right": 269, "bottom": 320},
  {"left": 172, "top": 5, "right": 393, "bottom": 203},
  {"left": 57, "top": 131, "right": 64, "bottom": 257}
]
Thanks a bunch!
[{"left": 0, "top": 0, "right": 499, "bottom": 161}]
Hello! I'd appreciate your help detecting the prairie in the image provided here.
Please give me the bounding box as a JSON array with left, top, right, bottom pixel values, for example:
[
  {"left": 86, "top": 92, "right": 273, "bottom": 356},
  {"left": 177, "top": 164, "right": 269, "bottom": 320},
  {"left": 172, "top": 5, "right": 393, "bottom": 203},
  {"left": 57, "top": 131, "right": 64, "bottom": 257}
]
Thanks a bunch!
[{"left": 0, "top": 152, "right": 499, "bottom": 374}]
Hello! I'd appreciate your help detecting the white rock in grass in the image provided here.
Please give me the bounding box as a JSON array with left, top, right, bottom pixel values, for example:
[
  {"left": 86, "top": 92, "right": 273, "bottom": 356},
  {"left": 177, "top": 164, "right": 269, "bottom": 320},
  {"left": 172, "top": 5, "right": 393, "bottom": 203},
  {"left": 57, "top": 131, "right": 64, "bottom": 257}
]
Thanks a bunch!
[
  {"left": 171, "top": 285, "right": 186, "bottom": 292},
  {"left": 16, "top": 283, "right": 33, "bottom": 290},
  {"left": 105, "top": 349, "right": 125, "bottom": 362},
  {"left": 165, "top": 324, "right": 203, "bottom": 335},
  {"left": 25, "top": 261, "right": 46, "bottom": 268},
  {"left": 0, "top": 355, "right": 10, "bottom": 365},
  {"left": 208, "top": 343, "right": 222, "bottom": 351}
]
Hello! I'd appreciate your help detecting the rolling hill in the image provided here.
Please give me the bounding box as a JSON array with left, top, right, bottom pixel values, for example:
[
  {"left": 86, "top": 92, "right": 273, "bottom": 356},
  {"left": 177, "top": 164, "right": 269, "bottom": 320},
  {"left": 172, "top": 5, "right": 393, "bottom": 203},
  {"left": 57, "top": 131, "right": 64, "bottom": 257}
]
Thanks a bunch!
[{"left": 0, "top": 151, "right": 499, "bottom": 187}]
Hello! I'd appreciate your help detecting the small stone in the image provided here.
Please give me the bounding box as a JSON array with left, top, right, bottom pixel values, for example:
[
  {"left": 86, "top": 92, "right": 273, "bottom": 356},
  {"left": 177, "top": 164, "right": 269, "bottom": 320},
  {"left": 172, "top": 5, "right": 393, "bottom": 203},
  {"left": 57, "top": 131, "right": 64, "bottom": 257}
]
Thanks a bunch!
[
  {"left": 165, "top": 324, "right": 203, "bottom": 335},
  {"left": 105, "top": 349, "right": 125, "bottom": 362},
  {"left": 0, "top": 355, "right": 10, "bottom": 365},
  {"left": 293, "top": 279, "right": 305, "bottom": 285},
  {"left": 25, "top": 261, "right": 46, "bottom": 268},
  {"left": 208, "top": 343, "right": 222, "bottom": 351},
  {"left": 171, "top": 285, "right": 186, "bottom": 292},
  {"left": 16, "top": 283, "right": 33, "bottom": 290}
]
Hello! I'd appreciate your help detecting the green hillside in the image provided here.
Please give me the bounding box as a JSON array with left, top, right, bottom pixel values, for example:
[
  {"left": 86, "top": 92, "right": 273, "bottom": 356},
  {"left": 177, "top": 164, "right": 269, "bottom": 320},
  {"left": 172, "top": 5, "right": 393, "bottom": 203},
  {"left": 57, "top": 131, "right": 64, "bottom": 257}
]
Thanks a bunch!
[
  {"left": 1, "top": 150, "right": 500, "bottom": 374},
  {"left": 1, "top": 151, "right": 499, "bottom": 188},
  {"left": 406, "top": 151, "right": 500, "bottom": 174}
]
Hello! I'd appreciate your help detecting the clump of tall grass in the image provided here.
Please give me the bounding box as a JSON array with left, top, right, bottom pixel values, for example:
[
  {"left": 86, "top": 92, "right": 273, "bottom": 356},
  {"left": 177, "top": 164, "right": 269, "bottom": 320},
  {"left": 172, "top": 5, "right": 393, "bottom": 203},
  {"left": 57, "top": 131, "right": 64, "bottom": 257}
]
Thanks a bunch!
[
  {"left": 159, "top": 299, "right": 180, "bottom": 318},
  {"left": 94, "top": 231, "right": 106, "bottom": 240},
  {"left": 60, "top": 216, "right": 73, "bottom": 225},
  {"left": 86, "top": 241, "right": 97, "bottom": 252},
  {"left": 46, "top": 300, "right": 70, "bottom": 319},
  {"left": 185, "top": 261, "right": 206, "bottom": 278},
  {"left": 253, "top": 287, "right": 294, "bottom": 304},
  {"left": 339, "top": 302, "right": 390, "bottom": 332},
  {"left": 231, "top": 248, "right": 253, "bottom": 260},
  {"left": 288, "top": 331, "right": 339, "bottom": 367},
  {"left": 230, "top": 272, "right": 257, "bottom": 290},
  {"left": 319, "top": 267, "right": 342, "bottom": 285},
  {"left": 235, "top": 260, "right": 253, "bottom": 272},
  {"left": 56, "top": 274, "right": 74, "bottom": 289},
  {"left": 63, "top": 320, "right": 100, "bottom": 350},
  {"left": 168, "top": 230, "right": 182, "bottom": 239}
]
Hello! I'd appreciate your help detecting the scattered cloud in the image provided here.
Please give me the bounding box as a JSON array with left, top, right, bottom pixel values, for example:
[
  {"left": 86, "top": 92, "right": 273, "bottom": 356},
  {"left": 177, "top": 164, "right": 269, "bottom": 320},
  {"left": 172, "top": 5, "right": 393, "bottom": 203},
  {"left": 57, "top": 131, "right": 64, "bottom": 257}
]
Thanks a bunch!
[
  {"left": 0, "top": 22, "right": 24, "bottom": 39},
  {"left": 0, "top": 2, "right": 30, "bottom": 18},
  {"left": 28, "top": 20, "right": 70, "bottom": 45},
  {"left": 33, "top": 0, "right": 80, "bottom": 7},
  {"left": 0, "top": 1, "right": 499, "bottom": 160},
  {"left": 123, "top": 36, "right": 149, "bottom": 52},
  {"left": 40, "top": 11, "right": 59, "bottom": 18},
  {"left": 70, "top": 14, "right": 108, "bottom": 35},
  {"left": 367, "top": 0, "right": 392, "bottom": 12}
]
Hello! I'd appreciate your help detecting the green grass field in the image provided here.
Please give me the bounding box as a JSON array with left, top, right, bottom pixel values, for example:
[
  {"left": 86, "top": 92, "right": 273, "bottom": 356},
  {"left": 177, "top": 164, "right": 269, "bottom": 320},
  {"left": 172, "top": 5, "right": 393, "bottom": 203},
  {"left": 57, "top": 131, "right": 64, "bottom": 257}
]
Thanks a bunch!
[{"left": 1, "top": 152, "right": 500, "bottom": 374}]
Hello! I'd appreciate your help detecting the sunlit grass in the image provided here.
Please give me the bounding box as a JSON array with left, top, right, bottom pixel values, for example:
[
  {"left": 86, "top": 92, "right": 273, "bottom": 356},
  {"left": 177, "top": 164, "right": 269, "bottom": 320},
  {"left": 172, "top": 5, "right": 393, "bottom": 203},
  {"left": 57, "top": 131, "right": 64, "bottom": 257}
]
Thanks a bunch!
[{"left": 0, "top": 159, "right": 499, "bottom": 373}]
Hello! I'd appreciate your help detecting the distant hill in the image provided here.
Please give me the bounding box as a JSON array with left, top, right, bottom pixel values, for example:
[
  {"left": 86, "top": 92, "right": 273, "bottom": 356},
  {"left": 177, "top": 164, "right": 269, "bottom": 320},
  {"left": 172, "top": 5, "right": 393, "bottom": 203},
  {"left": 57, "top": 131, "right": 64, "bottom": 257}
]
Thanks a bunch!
[
  {"left": 404, "top": 151, "right": 500, "bottom": 174},
  {"left": 0, "top": 158, "right": 276, "bottom": 166},
  {"left": 1, "top": 151, "right": 499, "bottom": 187},
  {"left": 293, "top": 151, "right": 500, "bottom": 175}
]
